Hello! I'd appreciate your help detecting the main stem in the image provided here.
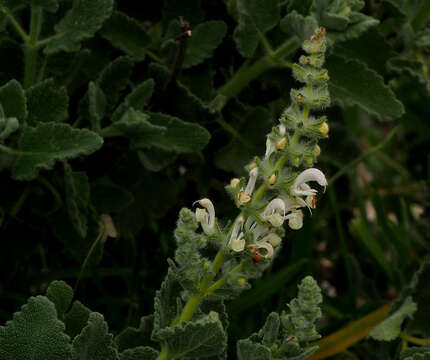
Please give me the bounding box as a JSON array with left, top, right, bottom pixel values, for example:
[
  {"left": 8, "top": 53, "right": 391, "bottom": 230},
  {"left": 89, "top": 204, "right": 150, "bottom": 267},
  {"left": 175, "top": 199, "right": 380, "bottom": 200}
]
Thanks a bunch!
[{"left": 24, "top": 6, "right": 42, "bottom": 89}]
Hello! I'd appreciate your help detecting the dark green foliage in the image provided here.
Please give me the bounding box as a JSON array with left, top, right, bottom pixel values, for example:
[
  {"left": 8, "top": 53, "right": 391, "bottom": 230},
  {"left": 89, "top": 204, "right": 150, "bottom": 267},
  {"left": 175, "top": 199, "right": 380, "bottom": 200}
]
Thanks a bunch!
[{"left": 0, "top": 79, "right": 27, "bottom": 120}]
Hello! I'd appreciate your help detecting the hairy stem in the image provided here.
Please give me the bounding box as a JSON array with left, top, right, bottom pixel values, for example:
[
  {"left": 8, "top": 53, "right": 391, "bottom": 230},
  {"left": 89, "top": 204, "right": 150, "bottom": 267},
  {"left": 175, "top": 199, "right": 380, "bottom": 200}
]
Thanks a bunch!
[
  {"left": 218, "top": 37, "right": 300, "bottom": 109},
  {"left": 24, "top": 6, "right": 43, "bottom": 89},
  {"left": 0, "top": 5, "right": 29, "bottom": 43}
]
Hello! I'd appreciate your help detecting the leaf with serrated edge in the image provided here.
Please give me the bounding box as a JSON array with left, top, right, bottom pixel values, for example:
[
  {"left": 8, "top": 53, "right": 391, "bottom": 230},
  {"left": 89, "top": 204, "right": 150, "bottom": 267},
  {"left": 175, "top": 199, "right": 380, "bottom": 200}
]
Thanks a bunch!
[
  {"left": 46, "top": 280, "right": 74, "bottom": 320},
  {"left": 26, "top": 79, "right": 69, "bottom": 123},
  {"left": 156, "top": 312, "right": 227, "bottom": 358},
  {"left": 326, "top": 55, "right": 404, "bottom": 121},
  {"left": 44, "top": 0, "right": 114, "bottom": 54},
  {"left": 132, "top": 112, "right": 210, "bottom": 153},
  {"left": 237, "top": 339, "right": 271, "bottom": 360},
  {"left": 0, "top": 79, "right": 27, "bottom": 120},
  {"left": 119, "top": 346, "right": 158, "bottom": 360},
  {"left": 72, "top": 312, "right": 118, "bottom": 360},
  {"left": 183, "top": 21, "right": 227, "bottom": 68},
  {"left": 12, "top": 122, "right": 103, "bottom": 181},
  {"left": 100, "top": 11, "right": 151, "bottom": 61},
  {"left": 65, "top": 300, "right": 91, "bottom": 339},
  {"left": 0, "top": 118, "right": 19, "bottom": 141},
  {"left": 369, "top": 297, "right": 417, "bottom": 341},
  {"left": 0, "top": 296, "right": 72, "bottom": 360}
]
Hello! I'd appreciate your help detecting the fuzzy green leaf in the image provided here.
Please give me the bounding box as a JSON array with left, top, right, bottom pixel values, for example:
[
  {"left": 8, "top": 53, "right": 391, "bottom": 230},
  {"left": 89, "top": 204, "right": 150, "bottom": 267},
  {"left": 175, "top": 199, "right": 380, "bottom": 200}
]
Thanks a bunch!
[
  {"left": 260, "top": 312, "right": 280, "bottom": 346},
  {"left": 12, "top": 122, "right": 103, "bottom": 180},
  {"left": 280, "top": 10, "right": 318, "bottom": 41},
  {"left": 115, "top": 315, "right": 155, "bottom": 351},
  {"left": 237, "top": 339, "right": 272, "bottom": 360},
  {"left": 132, "top": 112, "right": 210, "bottom": 153},
  {"left": 401, "top": 347, "right": 430, "bottom": 360},
  {"left": 387, "top": 55, "right": 430, "bottom": 94},
  {"left": 326, "top": 55, "right": 405, "bottom": 121},
  {"left": 44, "top": 0, "right": 114, "bottom": 54},
  {"left": 0, "top": 296, "right": 72, "bottom": 360},
  {"left": 64, "top": 162, "right": 90, "bottom": 238},
  {"left": 0, "top": 79, "right": 27, "bottom": 121},
  {"left": 112, "top": 79, "right": 154, "bottom": 122},
  {"left": 97, "top": 57, "right": 134, "bottom": 110},
  {"left": 46, "top": 280, "right": 74, "bottom": 320},
  {"left": 233, "top": 0, "right": 280, "bottom": 57},
  {"left": 137, "top": 148, "right": 177, "bottom": 172},
  {"left": 183, "top": 21, "right": 227, "bottom": 68},
  {"left": 26, "top": 79, "right": 69, "bottom": 123},
  {"left": 0, "top": 117, "right": 19, "bottom": 141},
  {"left": 109, "top": 108, "right": 165, "bottom": 138},
  {"left": 119, "top": 347, "right": 158, "bottom": 360},
  {"left": 88, "top": 82, "right": 106, "bottom": 132},
  {"left": 100, "top": 11, "right": 151, "bottom": 61},
  {"left": 64, "top": 300, "right": 91, "bottom": 339},
  {"left": 153, "top": 269, "right": 182, "bottom": 333},
  {"left": 72, "top": 312, "right": 118, "bottom": 360},
  {"left": 369, "top": 297, "right": 417, "bottom": 341},
  {"left": 155, "top": 312, "right": 227, "bottom": 359}
]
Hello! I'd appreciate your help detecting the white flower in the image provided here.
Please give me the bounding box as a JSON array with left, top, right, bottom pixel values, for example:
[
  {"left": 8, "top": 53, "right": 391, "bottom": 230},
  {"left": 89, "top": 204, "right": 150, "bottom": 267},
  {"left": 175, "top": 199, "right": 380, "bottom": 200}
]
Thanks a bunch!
[
  {"left": 249, "top": 242, "right": 274, "bottom": 259},
  {"left": 194, "top": 198, "right": 215, "bottom": 234},
  {"left": 262, "top": 198, "right": 286, "bottom": 227},
  {"left": 285, "top": 210, "right": 303, "bottom": 230},
  {"left": 261, "top": 233, "right": 282, "bottom": 247},
  {"left": 265, "top": 124, "right": 286, "bottom": 159},
  {"left": 238, "top": 168, "right": 258, "bottom": 205},
  {"left": 229, "top": 216, "right": 245, "bottom": 252},
  {"left": 290, "top": 168, "right": 327, "bottom": 197}
]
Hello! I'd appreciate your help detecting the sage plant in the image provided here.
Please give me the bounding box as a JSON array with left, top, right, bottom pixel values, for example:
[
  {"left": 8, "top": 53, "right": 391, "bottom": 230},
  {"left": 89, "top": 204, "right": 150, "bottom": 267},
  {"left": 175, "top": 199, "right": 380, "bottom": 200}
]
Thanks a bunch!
[{"left": 153, "top": 26, "right": 330, "bottom": 360}]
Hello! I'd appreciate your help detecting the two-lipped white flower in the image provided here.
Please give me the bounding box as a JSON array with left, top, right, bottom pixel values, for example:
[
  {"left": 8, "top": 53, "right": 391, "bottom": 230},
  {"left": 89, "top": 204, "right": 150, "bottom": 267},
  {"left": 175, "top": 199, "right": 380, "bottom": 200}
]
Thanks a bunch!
[
  {"left": 290, "top": 168, "right": 327, "bottom": 197},
  {"left": 262, "top": 198, "right": 286, "bottom": 227},
  {"left": 238, "top": 168, "right": 258, "bottom": 205},
  {"left": 229, "top": 216, "right": 245, "bottom": 252},
  {"left": 194, "top": 198, "right": 216, "bottom": 235},
  {"left": 285, "top": 210, "right": 303, "bottom": 230}
]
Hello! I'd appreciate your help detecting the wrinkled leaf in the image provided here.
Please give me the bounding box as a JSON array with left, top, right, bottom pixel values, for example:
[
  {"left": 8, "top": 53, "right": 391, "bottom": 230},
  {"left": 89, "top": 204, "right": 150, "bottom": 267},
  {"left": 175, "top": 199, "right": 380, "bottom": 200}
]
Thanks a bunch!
[
  {"left": 326, "top": 55, "right": 404, "bottom": 121},
  {"left": 0, "top": 117, "right": 19, "bottom": 141},
  {"left": 0, "top": 79, "right": 27, "bottom": 120},
  {"left": 46, "top": 280, "right": 74, "bottom": 320},
  {"left": 0, "top": 296, "right": 72, "bottom": 360},
  {"left": 12, "top": 122, "right": 103, "bottom": 180}
]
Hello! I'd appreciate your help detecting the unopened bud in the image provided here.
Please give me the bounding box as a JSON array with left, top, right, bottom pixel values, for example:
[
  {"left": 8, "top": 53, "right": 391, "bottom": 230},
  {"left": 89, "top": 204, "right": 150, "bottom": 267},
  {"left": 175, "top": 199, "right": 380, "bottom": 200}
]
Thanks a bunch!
[
  {"left": 305, "top": 156, "right": 313, "bottom": 166},
  {"left": 249, "top": 162, "right": 257, "bottom": 169},
  {"left": 297, "top": 93, "right": 303, "bottom": 104},
  {"left": 268, "top": 174, "right": 276, "bottom": 185},
  {"left": 292, "top": 157, "right": 300, "bottom": 167},
  {"left": 314, "top": 145, "right": 321, "bottom": 157},
  {"left": 230, "top": 178, "right": 240, "bottom": 188},
  {"left": 322, "top": 71, "right": 329, "bottom": 80},
  {"left": 237, "top": 278, "right": 246, "bottom": 286},
  {"left": 319, "top": 122, "right": 329, "bottom": 136},
  {"left": 277, "top": 137, "right": 287, "bottom": 150},
  {"left": 203, "top": 262, "right": 210, "bottom": 269}
]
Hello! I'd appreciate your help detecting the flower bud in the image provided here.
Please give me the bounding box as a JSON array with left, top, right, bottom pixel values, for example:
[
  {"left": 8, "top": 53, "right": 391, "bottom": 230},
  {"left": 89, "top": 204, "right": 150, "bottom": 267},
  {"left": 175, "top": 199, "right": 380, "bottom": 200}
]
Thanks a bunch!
[
  {"left": 230, "top": 178, "right": 240, "bottom": 188},
  {"left": 268, "top": 174, "right": 276, "bottom": 185},
  {"left": 319, "top": 122, "right": 329, "bottom": 136},
  {"left": 237, "top": 278, "right": 246, "bottom": 286},
  {"left": 292, "top": 157, "right": 300, "bottom": 167},
  {"left": 314, "top": 145, "right": 321, "bottom": 157},
  {"left": 305, "top": 156, "right": 313, "bottom": 166},
  {"left": 276, "top": 137, "right": 287, "bottom": 150}
]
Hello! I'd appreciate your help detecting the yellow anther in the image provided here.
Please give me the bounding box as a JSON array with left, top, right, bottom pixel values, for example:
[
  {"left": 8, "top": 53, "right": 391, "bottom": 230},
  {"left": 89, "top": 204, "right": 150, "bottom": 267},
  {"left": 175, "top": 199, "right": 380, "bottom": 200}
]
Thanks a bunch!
[
  {"left": 319, "top": 122, "right": 329, "bottom": 136},
  {"left": 276, "top": 137, "right": 287, "bottom": 150},
  {"left": 314, "top": 144, "right": 321, "bottom": 157},
  {"left": 268, "top": 174, "right": 276, "bottom": 185},
  {"left": 230, "top": 178, "right": 240, "bottom": 188}
]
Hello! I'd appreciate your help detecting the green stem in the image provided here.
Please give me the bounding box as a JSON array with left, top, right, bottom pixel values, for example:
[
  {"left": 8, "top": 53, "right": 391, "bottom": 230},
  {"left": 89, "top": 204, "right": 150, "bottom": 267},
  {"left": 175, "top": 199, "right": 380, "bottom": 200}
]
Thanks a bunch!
[
  {"left": 219, "top": 37, "right": 300, "bottom": 108},
  {"left": 401, "top": 332, "right": 430, "bottom": 346},
  {"left": 74, "top": 230, "right": 104, "bottom": 293},
  {"left": 412, "top": 2, "right": 430, "bottom": 31},
  {"left": 24, "top": 6, "right": 43, "bottom": 89},
  {"left": 1, "top": 6, "right": 30, "bottom": 43},
  {"left": 328, "top": 126, "right": 398, "bottom": 185},
  {"left": 10, "top": 185, "right": 31, "bottom": 217},
  {"left": 206, "top": 262, "right": 244, "bottom": 295},
  {"left": 157, "top": 346, "right": 169, "bottom": 360}
]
